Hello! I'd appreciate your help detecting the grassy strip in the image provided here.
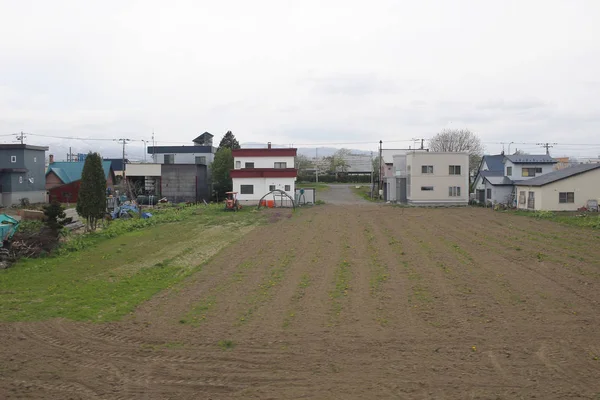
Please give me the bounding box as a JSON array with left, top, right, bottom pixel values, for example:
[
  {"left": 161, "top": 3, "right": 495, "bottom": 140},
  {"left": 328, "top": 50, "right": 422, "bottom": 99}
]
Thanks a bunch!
[
  {"left": 184, "top": 259, "right": 256, "bottom": 326},
  {"left": 296, "top": 183, "right": 330, "bottom": 192},
  {"left": 351, "top": 185, "right": 380, "bottom": 202},
  {"left": 507, "top": 210, "right": 600, "bottom": 229},
  {"left": 386, "top": 233, "right": 433, "bottom": 304},
  {"left": 0, "top": 205, "right": 264, "bottom": 322},
  {"left": 238, "top": 249, "right": 296, "bottom": 324},
  {"left": 282, "top": 274, "right": 311, "bottom": 328}
]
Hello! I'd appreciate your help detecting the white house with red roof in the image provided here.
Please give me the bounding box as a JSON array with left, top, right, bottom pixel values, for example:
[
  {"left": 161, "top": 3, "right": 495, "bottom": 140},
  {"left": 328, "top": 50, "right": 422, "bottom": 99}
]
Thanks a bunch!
[{"left": 230, "top": 143, "right": 297, "bottom": 204}]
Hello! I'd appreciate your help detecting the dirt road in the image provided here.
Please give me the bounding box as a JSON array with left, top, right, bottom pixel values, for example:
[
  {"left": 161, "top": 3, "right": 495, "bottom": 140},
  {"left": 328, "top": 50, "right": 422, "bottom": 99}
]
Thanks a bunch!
[
  {"left": 1, "top": 206, "right": 600, "bottom": 399},
  {"left": 318, "top": 184, "right": 371, "bottom": 204}
]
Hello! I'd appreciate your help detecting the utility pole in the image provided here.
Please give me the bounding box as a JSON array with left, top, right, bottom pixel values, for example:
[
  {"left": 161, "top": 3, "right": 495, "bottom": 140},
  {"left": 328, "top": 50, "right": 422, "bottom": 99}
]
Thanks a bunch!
[
  {"left": 315, "top": 148, "right": 319, "bottom": 183},
  {"left": 67, "top": 147, "right": 77, "bottom": 162},
  {"left": 537, "top": 142, "right": 557, "bottom": 155},
  {"left": 370, "top": 151, "right": 374, "bottom": 199},
  {"left": 115, "top": 138, "right": 131, "bottom": 179},
  {"left": 15, "top": 131, "right": 26, "bottom": 144},
  {"left": 378, "top": 140, "right": 383, "bottom": 197}
]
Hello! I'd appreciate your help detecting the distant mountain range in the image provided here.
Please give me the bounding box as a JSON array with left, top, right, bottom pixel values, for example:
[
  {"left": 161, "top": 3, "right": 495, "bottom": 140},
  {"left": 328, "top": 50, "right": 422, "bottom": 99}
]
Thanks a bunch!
[{"left": 240, "top": 142, "right": 370, "bottom": 158}]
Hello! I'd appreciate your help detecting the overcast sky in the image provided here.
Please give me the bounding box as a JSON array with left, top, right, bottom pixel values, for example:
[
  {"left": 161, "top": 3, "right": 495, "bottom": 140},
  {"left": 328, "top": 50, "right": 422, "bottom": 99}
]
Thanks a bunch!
[{"left": 1, "top": 0, "right": 600, "bottom": 159}]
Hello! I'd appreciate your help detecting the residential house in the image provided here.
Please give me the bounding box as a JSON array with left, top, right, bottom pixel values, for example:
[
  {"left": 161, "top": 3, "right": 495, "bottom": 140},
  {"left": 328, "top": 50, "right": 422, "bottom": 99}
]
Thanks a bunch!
[
  {"left": 384, "top": 151, "right": 469, "bottom": 205},
  {"left": 0, "top": 144, "right": 49, "bottom": 206},
  {"left": 46, "top": 159, "right": 115, "bottom": 203},
  {"left": 472, "top": 154, "right": 507, "bottom": 204},
  {"left": 230, "top": 144, "right": 297, "bottom": 205},
  {"left": 147, "top": 132, "right": 216, "bottom": 166},
  {"left": 472, "top": 154, "right": 556, "bottom": 205},
  {"left": 515, "top": 163, "right": 600, "bottom": 211}
]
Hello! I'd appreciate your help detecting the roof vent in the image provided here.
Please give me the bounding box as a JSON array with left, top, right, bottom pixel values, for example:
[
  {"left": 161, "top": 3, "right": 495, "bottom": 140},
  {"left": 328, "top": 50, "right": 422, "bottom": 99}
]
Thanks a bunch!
[{"left": 268, "top": 142, "right": 272, "bottom": 149}]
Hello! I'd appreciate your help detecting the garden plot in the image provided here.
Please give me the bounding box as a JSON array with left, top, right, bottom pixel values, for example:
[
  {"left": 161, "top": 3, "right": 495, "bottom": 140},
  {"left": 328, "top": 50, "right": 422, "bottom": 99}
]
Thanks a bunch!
[{"left": 1, "top": 206, "right": 600, "bottom": 399}]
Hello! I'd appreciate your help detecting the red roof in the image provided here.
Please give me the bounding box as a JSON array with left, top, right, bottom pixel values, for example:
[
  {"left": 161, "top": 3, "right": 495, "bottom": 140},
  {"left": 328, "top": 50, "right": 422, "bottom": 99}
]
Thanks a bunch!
[
  {"left": 232, "top": 148, "right": 297, "bottom": 157},
  {"left": 230, "top": 168, "right": 297, "bottom": 178}
]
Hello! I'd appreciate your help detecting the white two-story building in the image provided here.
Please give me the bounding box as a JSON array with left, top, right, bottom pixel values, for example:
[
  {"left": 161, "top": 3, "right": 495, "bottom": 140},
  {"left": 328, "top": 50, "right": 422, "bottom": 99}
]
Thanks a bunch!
[
  {"left": 384, "top": 151, "right": 469, "bottom": 205},
  {"left": 230, "top": 144, "right": 297, "bottom": 205}
]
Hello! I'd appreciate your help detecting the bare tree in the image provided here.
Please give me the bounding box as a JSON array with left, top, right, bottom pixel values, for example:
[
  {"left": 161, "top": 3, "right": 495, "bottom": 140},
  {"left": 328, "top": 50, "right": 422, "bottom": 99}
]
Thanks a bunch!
[
  {"left": 295, "top": 154, "right": 313, "bottom": 171},
  {"left": 428, "top": 129, "right": 484, "bottom": 177},
  {"left": 332, "top": 148, "right": 351, "bottom": 173},
  {"left": 512, "top": 149, "right": 528, "bottom": 155}
]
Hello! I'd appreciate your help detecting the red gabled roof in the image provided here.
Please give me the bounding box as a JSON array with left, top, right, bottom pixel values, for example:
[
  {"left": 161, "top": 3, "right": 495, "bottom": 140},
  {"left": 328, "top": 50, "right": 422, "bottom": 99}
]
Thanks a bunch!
[
  {"left": 230, "top": 168, "right": 297, "bottom": 178},
  {"left": 232, "top": 148, "right": 297, "bottom": 157}
]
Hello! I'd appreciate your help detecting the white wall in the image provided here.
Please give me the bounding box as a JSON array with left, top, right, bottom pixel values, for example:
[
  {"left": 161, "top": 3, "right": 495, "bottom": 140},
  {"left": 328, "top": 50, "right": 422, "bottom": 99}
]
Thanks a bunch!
[
  {"left": 233, "top": 177, "right": 296, "bottom": 203},
  {"left": 406, "top": 152, "right": 469, "bottom": 204},
  {"left": 516, "top": 168, "right": 600, "bottom": 211},
  {"left": 126, "top": 163, "right": 161, "bottom": 177},
  {"left": 485, "top": 182, "right": 514, "bottom": 205},
  {"left": 234, "top": 156, "right": 294, "bottom": 169}
]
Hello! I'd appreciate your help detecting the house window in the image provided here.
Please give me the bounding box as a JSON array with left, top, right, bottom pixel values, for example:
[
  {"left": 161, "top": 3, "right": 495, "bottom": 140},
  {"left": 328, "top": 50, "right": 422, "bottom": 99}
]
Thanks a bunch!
[
  {"left": 535, "top": 167, "right": 543, "bottom": 173},
  {"left": 235, "top": 161, "right": 241, "bottom": 169},
  {"left": 448, "top": 186, "right": 461, "bottom": 197},
  {"left": 506, "top": 166, "right": 512, "bottom": 176},
  {"left": 285, "top": 185, "right": 291, "bottom": 191},
  {"left": 240, "top": 185, "right": 254, "bottom": 194},
  {"left": 11, "top": 156, "right": 16, "bottom": 163},
  {"left": 195, "top": 156, "right": 206, "bottom": 164},
  {"left": 519, "top": 191, "right": 526, "bottom": 205},
  {"left": 164, "top": 154, "right": 174, "bottom": 164},
  {"left": 487, "top": 188, "right": 492, "bottom": 199},
  {"left": 559, "top": 192, "right": 574, "bottom": 203},
  {"left": 269, "top": 185, "right": 276, "bottom": 191},
  {"left": 421, "top": 165, "right": 433, "bottom": 174},
  {"left": 34, "top": 157, "right": 37, "bottom": 163},
  {"left": 274, "top": 162, "right": 287, "bottom": 169},
  {"left": 421, "top": 186, "right": 434, "bottom": 191},
  {"left": 19, "top": 176, "right": 23, "bottom": 184},
  {"left": 245, "top": 162, "right": 255, "bottom": 168},
  {"left": 449, "top": 165, "right": 461, "bottom": 175},
  {"left": 522, "top": 168, "right": 536, "bottom": 177}
]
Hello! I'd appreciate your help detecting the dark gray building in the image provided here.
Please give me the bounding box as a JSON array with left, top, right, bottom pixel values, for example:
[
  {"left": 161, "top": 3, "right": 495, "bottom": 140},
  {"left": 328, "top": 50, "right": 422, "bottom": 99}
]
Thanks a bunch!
[
  {"left": 0, "top": 144, "right": 49, "bottom": 206},
  {"left": 161, "top": 164, "right": 210, "bottom": 203}
]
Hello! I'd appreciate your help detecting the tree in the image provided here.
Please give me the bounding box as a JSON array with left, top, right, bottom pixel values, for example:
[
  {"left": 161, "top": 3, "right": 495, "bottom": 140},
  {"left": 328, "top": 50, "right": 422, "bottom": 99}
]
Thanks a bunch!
[
  {"left": 211, "top": 147, "right": 234, "bottom": 200},
  {"left": 513, "top": 149, "right": 528, "bottom": 155},
  {"left": 76, "top": 152, "right": 106, "bottom": 231},
  {"left": 218, "top": 131, "right": 240, "bottom": 150},
  {"left": 331, "top": 148, "right": 351, "bottom": 173},
  {"left": 428, "top": 129, "right": 484, "bottom": 177},
  {"left": 295, "top": 154, "right": 313, "bottom": 171},
  {"left": 43, "top": 201, "right": 70, "bottom": 234}
]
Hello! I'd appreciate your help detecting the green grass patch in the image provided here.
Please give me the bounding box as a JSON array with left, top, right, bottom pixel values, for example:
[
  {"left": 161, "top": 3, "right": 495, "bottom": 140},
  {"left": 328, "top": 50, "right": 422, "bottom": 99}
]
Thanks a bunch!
[
  {"left": 296, "top": 183, "right": 330, "bottom": 192},
  {"left": 508, "top": 210, "right": 600, "bottom": 229},
  {"left": 218, "top": 339, "right": 236, "bottom": 351},
  {"left": 351, "top": 185, "right": 380, "bottom": 202},
  {"left": 0, "top": 204, "right": 265, "bottom": 322}
]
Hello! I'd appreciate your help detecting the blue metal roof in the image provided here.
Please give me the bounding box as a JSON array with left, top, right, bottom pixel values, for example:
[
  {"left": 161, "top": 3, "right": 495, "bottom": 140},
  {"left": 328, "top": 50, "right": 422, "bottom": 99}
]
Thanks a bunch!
[
  {"left": 481, "top": 155, "right": 505, "bottom": 172},
  {"left": 46, "top": 161, "right": 113, "bottom": 184},
  {"left": 504, "top": 154, "right": 556, "bottom": 164}
]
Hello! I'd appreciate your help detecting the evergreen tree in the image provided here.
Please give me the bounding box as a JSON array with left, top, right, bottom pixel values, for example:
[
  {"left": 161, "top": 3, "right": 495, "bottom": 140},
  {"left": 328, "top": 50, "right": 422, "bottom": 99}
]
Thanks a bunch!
[
  {"left": 218, "top": 131, "right": 241, "bottom": 150},
  {"left": 43, "top": 201, "right": 68, "bottom": 233},
  {"left": 76, "top": 152, "right": 106, "bottom": 231},
  {"left": 211, "top": 147, "right": 234, "bottom": 200}
]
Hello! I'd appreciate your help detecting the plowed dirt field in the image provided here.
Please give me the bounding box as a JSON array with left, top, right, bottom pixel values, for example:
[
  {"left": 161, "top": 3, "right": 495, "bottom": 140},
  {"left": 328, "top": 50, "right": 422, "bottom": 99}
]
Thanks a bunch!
[{"left": 2, "top": 206, "right": 600, "bottom": 399}]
